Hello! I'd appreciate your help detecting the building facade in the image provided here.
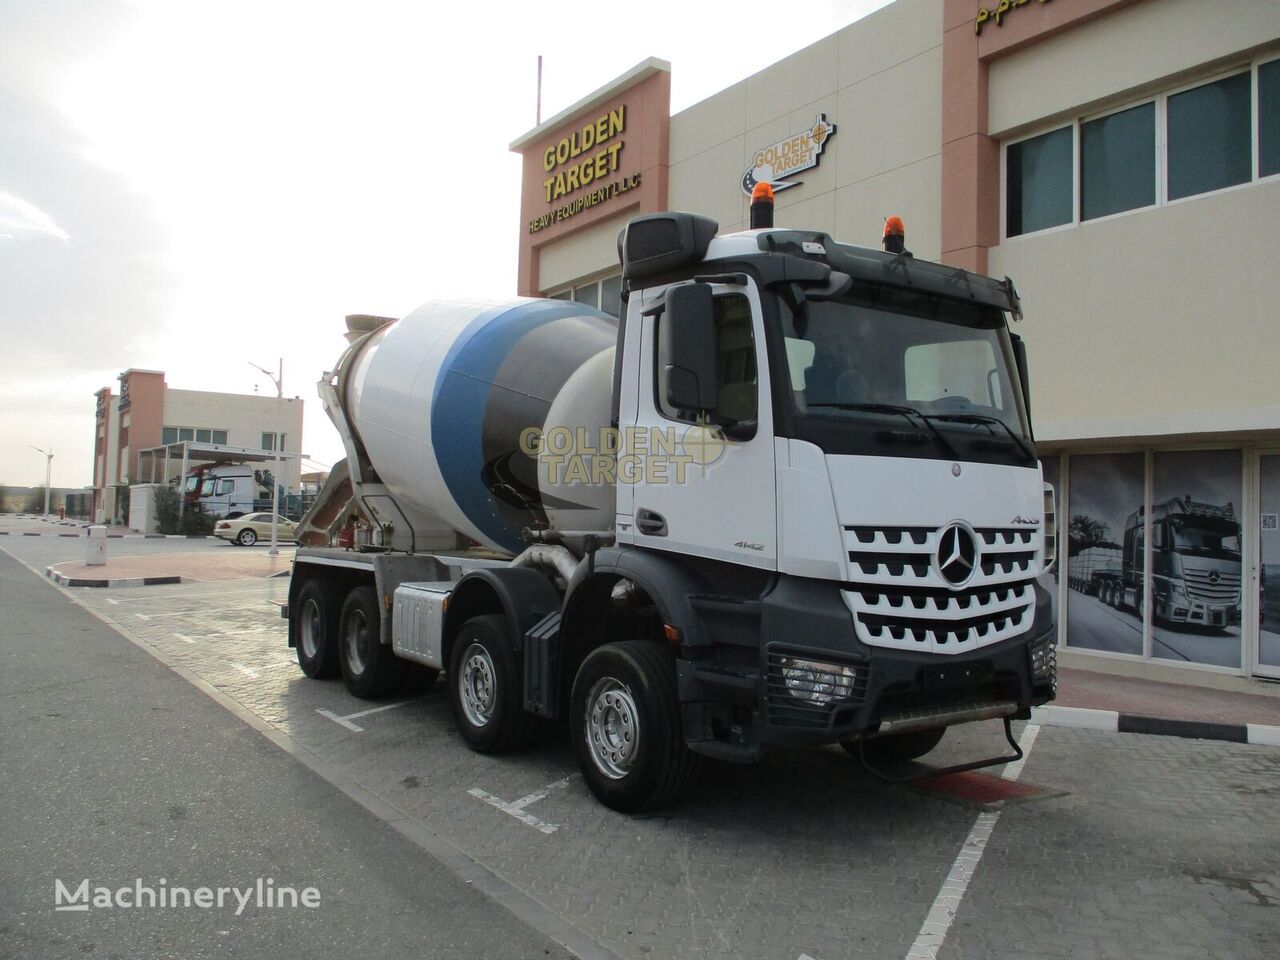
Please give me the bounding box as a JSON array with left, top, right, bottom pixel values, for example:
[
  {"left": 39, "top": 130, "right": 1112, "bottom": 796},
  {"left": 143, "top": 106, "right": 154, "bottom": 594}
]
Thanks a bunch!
[
  {"left": 92, "top": 369, "right": 304, "bottom": 523},
  {"left": 511, "top": 0, "right": 1280, "bottom": 683}
]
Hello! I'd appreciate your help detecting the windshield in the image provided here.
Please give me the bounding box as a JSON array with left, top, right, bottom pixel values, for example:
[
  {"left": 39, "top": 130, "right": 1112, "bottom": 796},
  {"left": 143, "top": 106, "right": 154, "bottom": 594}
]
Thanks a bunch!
[
  {"left": 1169, "top": 518, "right": 1240, "bottom": 558},
  {"left": 774, "top": 283, "right": 1033, "bottom": 465},
  {"left": 184, "top": 475, "right": 199, "bottom": 494},
  {"left": 200, "top": 477, "right": 217, "bottom": 497}
]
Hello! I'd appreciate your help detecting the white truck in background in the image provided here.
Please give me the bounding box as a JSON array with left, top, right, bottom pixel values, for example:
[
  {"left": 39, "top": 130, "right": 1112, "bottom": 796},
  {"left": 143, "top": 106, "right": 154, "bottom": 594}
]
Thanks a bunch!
[{"left": 284, "top": 199, "right": 1058, "bottom": 812}]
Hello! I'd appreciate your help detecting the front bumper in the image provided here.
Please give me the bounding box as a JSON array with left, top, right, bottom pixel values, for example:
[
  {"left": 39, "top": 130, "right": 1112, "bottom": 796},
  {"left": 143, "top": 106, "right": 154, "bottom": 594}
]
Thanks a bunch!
[{"left": 678, "top": 574, "right": 1056, "bottom": 758}]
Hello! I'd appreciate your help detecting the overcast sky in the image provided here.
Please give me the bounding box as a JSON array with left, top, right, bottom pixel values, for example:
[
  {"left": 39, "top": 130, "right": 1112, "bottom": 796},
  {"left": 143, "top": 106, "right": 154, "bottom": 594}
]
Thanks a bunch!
[{"left": 0, "top": 0, "right": 892, "bottom": 488}]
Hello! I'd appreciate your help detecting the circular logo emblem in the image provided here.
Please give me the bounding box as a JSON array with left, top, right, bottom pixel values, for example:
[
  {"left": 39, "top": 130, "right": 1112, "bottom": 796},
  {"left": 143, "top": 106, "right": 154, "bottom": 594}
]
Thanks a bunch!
[
  {"left": 952, "top": 463, "right": 962, "bottom": 477},
  {"left": 681, "top": 424, "right": 727, "bottom": 468},
  {"left": 936, "top": 523, "right": 978, "bottom": 587},
  {"left": 1208, "top": 570, "right": 1221, "bottom": 584}
]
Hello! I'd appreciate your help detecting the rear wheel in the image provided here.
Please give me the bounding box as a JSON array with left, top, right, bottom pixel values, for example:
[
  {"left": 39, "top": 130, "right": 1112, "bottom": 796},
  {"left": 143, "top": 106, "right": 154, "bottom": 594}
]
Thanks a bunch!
[
  {"left": 570, "top": 641, "right": 698, "bottom": 813},
  {"left": 448, "top": 614, "right": 532, "bottom": 752},
  {"left": 843, "top": 726, "right": 946, "bottom": 764},
  {"left": 339, "top": 585, "right": 400, "bottom": 699},
  {"left": 294, "top": 579, "right": 340, "bottom": 678},
  {"left": 237, "top": 528, "right": 257, "bottom": 546}
]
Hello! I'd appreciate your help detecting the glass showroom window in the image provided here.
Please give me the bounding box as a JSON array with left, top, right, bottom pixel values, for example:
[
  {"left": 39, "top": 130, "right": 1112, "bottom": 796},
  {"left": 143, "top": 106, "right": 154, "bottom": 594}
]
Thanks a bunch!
[
  {"left": 1167, "top": 72, "right": 1252, "bottom": 201},
  {"left": 1081, "top": 102, "right": 1155, "bottom": 220},
  {"left": 1260, "top": 58, "right": 1280, "bottom": 179},
  {"left": 1006, "top": 127, "right": 1073, "bottom": 237}
]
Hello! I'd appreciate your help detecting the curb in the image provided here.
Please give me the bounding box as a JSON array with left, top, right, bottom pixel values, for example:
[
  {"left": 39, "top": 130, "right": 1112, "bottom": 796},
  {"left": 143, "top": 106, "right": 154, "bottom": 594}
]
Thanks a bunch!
[
  {"left": 44, "top": 566, "right": 183, "bottom": 589},
  {"left": 0, "top": 531, "right": 222, "bottom": 539},
  {"left": 1031, "top": 704, "right": 1280, "bottom": 747}
]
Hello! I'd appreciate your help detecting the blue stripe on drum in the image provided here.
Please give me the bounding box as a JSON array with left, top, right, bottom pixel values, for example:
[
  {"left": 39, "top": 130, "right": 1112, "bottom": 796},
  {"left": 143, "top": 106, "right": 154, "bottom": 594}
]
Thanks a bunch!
[{"left": 430, "top": 299, "right": 613, "bottom": 552}]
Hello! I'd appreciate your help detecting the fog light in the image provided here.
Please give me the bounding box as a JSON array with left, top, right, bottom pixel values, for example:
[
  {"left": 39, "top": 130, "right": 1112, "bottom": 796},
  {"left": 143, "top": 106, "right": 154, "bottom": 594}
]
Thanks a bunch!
[{"left": 779, "top": 657, "right": 859, "bottom": 704}]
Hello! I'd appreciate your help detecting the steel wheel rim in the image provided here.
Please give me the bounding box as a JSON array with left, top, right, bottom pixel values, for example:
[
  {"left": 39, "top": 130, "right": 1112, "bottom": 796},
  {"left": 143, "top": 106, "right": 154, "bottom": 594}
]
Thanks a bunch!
[
  {"left": 300, "top": 598, "right": 321, "bottom": 659},
  {"left": 585, "top": 677, "right": 640, "bottom": 780},
  {"left": 458, "top": 643, "right": 497, "bottom": 728},
  {"left": 344, "top": 609, "right": 369, "bottom": 675}
]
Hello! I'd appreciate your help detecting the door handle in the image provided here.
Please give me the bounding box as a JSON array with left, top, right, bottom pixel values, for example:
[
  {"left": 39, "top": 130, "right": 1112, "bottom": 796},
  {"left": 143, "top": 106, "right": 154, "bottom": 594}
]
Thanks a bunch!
[{"left": 636, "top": 508, "right": 668, "bottom": 537}]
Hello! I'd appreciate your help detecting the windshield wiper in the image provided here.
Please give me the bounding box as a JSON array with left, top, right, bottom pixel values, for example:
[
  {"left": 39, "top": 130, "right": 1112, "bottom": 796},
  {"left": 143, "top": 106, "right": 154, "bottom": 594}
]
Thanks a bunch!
[
  {"left": 928, "top": 413, "right": 1036, "bottom": 462},
  {"left": 808, "top": 403, "right": 961, "bottom": 458}
]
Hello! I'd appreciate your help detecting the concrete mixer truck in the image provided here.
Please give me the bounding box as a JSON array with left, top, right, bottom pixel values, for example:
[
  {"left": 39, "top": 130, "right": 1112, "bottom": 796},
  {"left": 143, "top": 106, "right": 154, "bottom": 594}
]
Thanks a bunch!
[{"left": 283, "top": 199, "right": 1058, "bottom": 811}]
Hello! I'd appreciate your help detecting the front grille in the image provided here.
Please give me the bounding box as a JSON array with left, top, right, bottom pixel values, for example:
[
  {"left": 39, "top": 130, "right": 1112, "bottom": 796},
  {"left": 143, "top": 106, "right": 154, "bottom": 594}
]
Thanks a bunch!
[
  {"left": 1182, "top": 567, "right": 1240, "bottom": 603},
  {"left": 765, "top": 650, "right": 868, "bottom": 729},
  {"left": 843, "top": 524, "right": 1039, "bottom": 655}
]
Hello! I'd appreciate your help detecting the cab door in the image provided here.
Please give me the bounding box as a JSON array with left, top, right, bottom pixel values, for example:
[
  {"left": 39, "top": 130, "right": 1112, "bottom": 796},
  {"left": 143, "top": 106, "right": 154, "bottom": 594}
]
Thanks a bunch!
[{"left": 623, "top": 279, "right": 777, "bottom": 570}]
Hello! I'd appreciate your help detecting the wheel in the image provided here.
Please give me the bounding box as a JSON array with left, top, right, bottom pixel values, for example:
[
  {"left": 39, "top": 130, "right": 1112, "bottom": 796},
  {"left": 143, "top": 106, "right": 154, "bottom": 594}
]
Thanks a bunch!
[
  {"left": 338, "top": 585, "right": 401, "bottom": 699},
  {"left": 844, "top": 726, "right": 946, "bottom": 764},
  {"left": 237, "top": 528, "right": 257, "bottom": 546},
  {"left": 294, "top": 579, "right": 340, "bottom": 678},
  {"left": 570, "top": 641, "right": 698, "bottom": 813},
  {"left": 447, "top": 614, "right": 532, "bottom": 753}
]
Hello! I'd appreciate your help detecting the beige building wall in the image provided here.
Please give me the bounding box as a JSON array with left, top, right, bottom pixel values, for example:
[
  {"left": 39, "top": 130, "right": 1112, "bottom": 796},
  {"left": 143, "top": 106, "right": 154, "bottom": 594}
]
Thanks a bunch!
[
  {"left": 538, "top": 212, "right": 632, "bottom": 292},
  {"left": 668, "top": 0, "right": 943, "bottom": 258},
  {"left": 162, "top": 389, "right": 306, "bottom": 490},
  {"left": 986, "top": 0, "right": 1280, "bottom": 444}
]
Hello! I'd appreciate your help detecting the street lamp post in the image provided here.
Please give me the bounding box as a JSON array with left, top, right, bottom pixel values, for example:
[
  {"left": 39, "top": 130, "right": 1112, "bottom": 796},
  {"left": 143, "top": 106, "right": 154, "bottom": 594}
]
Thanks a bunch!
[
  {"left": 250, "top": 360, "right": 284, "bottom": 556},
  {"left": 29, "top": 445, "right": 53, "bottom": 516}
]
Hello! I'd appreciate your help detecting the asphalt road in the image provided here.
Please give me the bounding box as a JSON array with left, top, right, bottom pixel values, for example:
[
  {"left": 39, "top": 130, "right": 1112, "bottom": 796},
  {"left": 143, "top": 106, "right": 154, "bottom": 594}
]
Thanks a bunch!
[
  {"left": 0, "top": 548, "right": 568, "bottom": 960},
  {"left": 2, "top": 529, "right": 1279, "bottom": 960}
]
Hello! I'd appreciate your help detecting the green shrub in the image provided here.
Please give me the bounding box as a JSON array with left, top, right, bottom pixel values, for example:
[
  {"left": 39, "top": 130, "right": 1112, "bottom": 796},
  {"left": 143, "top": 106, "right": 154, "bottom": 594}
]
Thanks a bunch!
[
  {"left": 180, "top": 510, "right": 216, "bottom": 535},
  {"left": 154, "top": 485, "right": 181, "bottom": 534}
]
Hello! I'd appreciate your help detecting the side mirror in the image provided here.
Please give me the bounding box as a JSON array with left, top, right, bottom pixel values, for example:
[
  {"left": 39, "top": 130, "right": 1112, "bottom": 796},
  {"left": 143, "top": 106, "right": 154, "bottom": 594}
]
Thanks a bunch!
[{"left": 660, "top": 283, "right": 718, "bottom": 414}]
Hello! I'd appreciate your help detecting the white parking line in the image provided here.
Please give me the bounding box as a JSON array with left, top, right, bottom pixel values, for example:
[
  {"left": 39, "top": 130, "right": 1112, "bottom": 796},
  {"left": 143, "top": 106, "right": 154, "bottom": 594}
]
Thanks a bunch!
[
  {"left": 903, "top": 723, "right": 1041, "bottom": 960},
  {"left": 135, "top": 614, "right": 151, "bottom": 621},
  {"left": 315, "top": 701, "right": 411, "bottom": 732},
  {"left": 230, "top": 663, "right": 259, "bottom": 678},
  {"left": 468, "top": 775, "right": 578, "bottom": 835},
  {"left": 173, "top": 633, "right": 197, "bottom": 644}
]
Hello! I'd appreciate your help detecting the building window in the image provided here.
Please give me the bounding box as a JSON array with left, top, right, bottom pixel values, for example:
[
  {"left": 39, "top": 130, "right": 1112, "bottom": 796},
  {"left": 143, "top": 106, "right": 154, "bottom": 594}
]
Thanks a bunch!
[
  {"left": 1006, "top": 127, "right": 1073, "bottom": 237},
  {"left": 164, "top": 425, "right": 228, "bottom": 446},
  {"left": 212, "top": 430, "right": 228, "bottom": 445},
  {"left": 573, "top": 283, "right": 599, "bottom": 309},
  {"left": 1167, "top": 72, "right": 1252, "bottom": 201},
  {"left": 1080, "top": 102, "right": 1155, "bottom": 221},
  {"left": 262, "top": 432, "right": 285, "bottom": 451},
  {"left": 1006, "top": 59, "right": 1277, "bottom": 238},
  {"left": 547, "top": 274, "right": 624, "bottom": 319},
  {"left": 196, "top": 428, "right": 211, "bottom": 443},
  {"left": 1260, "top": 58, "right": 1280, "bottom": 178},
  {"left": 162, "top": 426, "right": 178, "bottom": 444}
]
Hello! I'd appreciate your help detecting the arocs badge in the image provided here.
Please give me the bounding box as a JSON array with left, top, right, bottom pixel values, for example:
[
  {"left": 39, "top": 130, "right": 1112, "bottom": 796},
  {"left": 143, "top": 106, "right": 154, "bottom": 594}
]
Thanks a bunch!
[{"left": 741, "top": 115, "right": 836, "bottom": 196}]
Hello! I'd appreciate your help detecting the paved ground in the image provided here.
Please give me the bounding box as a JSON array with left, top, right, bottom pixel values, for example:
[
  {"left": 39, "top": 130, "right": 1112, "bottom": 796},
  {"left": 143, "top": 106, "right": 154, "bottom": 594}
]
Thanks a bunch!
[
  {"left": 2, "top": 532, "right": 1279, "bottom": 960},
  {"left": 1056, "top": 667, "right": 1280, "bottom": 725},
  {"left": 0, "top": 549, "right": 568, "bottom": 960},
  {"left": 48, "top": 549, "right": 296, "bottom": 584}
]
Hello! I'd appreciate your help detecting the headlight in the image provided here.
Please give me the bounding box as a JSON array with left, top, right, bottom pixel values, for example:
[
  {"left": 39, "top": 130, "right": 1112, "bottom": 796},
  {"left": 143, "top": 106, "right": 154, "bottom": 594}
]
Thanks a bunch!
[
  {"left": 1169, "top": 582, "right": 1186, "bottom": 600},
  {"left": 779, "top": 657, "right": 860, "bottom": 704}
]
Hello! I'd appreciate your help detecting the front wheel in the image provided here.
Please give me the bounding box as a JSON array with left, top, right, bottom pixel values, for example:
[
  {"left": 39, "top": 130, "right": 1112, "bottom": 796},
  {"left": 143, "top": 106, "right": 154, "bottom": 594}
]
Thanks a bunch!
[
  {"left": 570, "top": 641, "right": 698, "bottom": 813},
  {"left": 843, "top": 726, "right": 946, "bottom": 764}
]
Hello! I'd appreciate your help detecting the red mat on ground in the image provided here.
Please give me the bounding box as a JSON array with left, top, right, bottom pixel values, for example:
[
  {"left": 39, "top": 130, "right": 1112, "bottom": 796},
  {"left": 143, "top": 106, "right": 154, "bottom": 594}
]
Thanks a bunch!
[{"left": 912, "top": 770, "right": 1049, "bottom": 807}]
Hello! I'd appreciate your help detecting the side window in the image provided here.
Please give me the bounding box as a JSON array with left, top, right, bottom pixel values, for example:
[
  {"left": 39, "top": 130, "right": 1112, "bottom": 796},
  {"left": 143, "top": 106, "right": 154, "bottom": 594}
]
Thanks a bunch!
[
  {"left": 656, "top": 294, "right": 758, "bottom": 426},
  {"left": 216, "top": 479, "right": 235, "bottom": 496}
]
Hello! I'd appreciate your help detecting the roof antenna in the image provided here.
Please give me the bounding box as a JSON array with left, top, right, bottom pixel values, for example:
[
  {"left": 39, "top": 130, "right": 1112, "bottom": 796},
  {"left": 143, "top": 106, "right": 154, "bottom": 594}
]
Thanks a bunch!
[{"left": 536, "top": 55, "right": 543, "bottom": 125}]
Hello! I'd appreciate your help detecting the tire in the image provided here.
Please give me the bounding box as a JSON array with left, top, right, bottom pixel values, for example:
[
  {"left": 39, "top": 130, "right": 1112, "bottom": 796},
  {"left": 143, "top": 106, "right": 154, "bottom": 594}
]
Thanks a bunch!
[
  {"left": 294, "top": 579, "right": 341, "bottom": 678},
  {"left": 570, "top": 641, "right": 698, "bottom": 813},
  {"left": 447, "top": 614, "right": 532, "bottom": 753},
  {"left": 843, "top": 726, "right": 946, "bottom": 764},
  {"left": 338, "top": 585, "right": 401, "bottom": 699},
  {"left": 237, "top": 528, "right": 257, "bottom": 546}
]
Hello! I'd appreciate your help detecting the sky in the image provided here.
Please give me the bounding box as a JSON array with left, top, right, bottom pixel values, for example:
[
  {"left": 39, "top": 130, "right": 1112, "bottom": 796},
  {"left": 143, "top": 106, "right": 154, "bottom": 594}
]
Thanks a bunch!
[{"left": 0, "top": 0, "right": 893, "bottom": 489}]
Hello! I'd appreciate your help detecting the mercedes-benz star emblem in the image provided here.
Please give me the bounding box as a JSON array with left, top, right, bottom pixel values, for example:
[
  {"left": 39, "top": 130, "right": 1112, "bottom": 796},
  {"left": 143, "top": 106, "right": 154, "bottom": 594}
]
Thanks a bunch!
[
  {"left": 1208, "top": 570, "right": 1221, "bottom": 584},
  {"left": 937, "top": 524, "right": 978, "bottom": 587}
]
